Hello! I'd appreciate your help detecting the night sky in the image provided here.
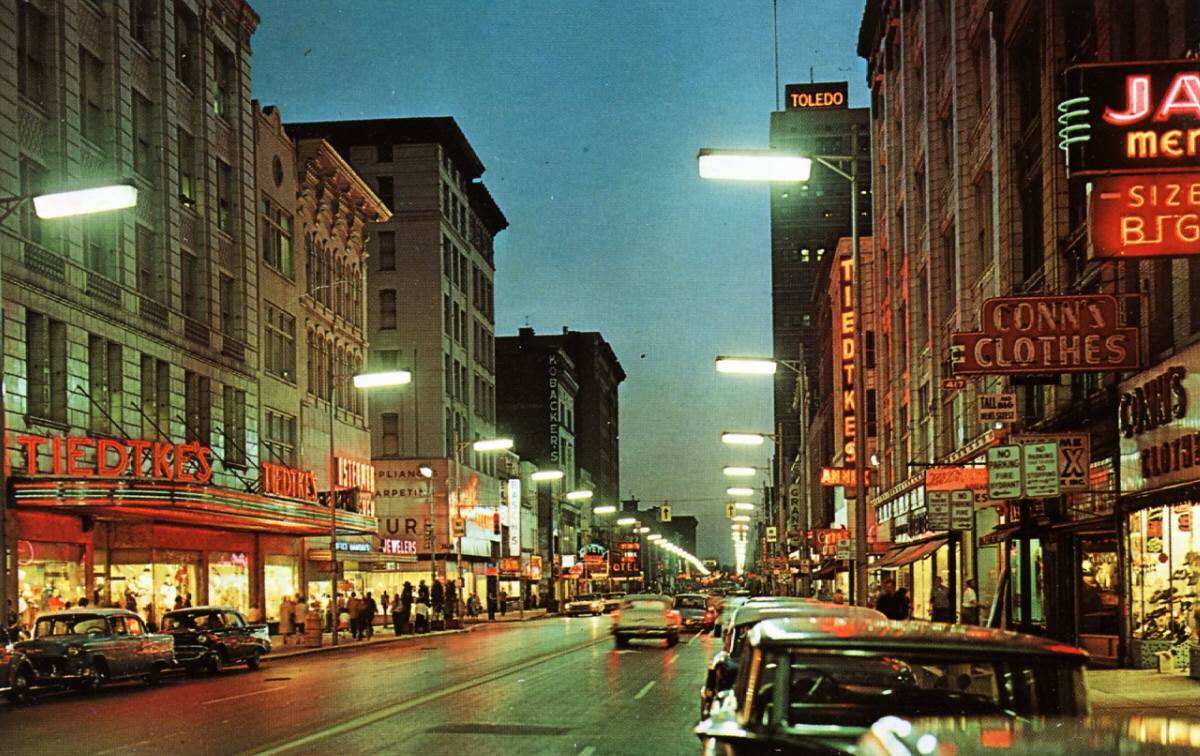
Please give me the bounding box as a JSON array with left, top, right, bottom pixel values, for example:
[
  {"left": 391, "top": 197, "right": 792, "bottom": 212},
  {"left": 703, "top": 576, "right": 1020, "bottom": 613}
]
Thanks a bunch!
[{"left": 251, "top": 0, "right": 869, "bottom": 564}]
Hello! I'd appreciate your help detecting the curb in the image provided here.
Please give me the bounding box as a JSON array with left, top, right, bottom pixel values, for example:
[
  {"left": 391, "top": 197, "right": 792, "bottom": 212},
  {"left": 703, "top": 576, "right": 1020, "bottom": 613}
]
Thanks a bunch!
[{"left": 268, "top": 628, "right": 468, "bottom": 660}]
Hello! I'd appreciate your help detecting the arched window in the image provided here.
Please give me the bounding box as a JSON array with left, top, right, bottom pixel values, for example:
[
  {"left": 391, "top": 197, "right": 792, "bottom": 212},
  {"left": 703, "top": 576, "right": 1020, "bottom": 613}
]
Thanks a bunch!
[
  {"left": 324, "top": 336, "right": 334, "bottom": 401},
  {"left": 306, "top": 330, "right": 316, "bottom": 395},
  {"left": 334, "top": 258, "right": 345, "bottom": 319}
]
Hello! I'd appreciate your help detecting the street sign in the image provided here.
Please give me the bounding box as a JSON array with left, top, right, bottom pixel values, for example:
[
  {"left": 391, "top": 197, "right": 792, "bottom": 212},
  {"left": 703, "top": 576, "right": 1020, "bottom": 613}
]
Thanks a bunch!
[
  {"left": 836, "top": 537, "right": 852, "bottom": 559},
  {"left": 950, "top": 490, "right": 975, "bottom": 530},
  {"left": 977, "top": 392, "right": 1017, "bottom": 423},
  {"left": 1022, "top": 441, "right": 1061, "bottom": 498},
  {"left": 765, "top": 526, "right": 778, "bottom": 543},
  {"left": 927, "top": 490, "right": 951, "bottom": 530},
  {"left": 1014, "top": 433, "right": 1090, "bottom": 492},
  {"left": 986, "top": 445, "right": 1023, "bottom": 500},
  {"left": 659, "top": 503, "right": 672, "bottom": 522}
]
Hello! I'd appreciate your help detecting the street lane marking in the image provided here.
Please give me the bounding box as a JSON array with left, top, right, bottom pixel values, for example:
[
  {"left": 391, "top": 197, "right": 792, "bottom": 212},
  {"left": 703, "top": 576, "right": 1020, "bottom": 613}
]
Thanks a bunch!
[
  {"left": 202, "top": 686, "right": 286, "bottom": 705},
  {"left": 578, "top": 748, "right": 596, "bottom": 756},
  {"left": 633, "top": 680, "right": 656, "bottom": 700},
  {"left": 252, "top": 636, "right": 606, "bottom": 755},
  {"left": 666, "top": 653, "right": 677, "bottom": 665},
  {"left": 687, "top": 632, "right": 700, "bottom": 645}
]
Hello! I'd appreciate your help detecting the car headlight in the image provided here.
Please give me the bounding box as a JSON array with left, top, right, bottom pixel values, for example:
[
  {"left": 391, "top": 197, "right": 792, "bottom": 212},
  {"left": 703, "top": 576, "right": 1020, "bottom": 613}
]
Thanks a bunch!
[
  {"left": 66, "top": 645, "right": 82, "bottom": 657},
  {"left": 197, "top": 634, "right": 210, "bottom": 644}
]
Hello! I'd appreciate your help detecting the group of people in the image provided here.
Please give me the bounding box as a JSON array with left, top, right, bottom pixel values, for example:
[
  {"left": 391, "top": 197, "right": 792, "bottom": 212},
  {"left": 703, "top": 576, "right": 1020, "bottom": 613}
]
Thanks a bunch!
[
  {"left": 277, "top": 595, "right": 314, "bottom": 641},
  {"left": 871, "top": 576, "right": 981, "bottom": 623},
  {"left": 381, "top": 579, "right": 460, "bottom": 636}
]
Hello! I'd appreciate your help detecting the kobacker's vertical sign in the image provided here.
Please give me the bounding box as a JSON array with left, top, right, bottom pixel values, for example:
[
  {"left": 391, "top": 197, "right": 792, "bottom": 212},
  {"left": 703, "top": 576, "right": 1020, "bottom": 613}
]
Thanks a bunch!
[
  {"left": 834, "top": 252, "right": 858, "bottom": 465},
  {"left": 548, "top": 353, "right": 560, "bottom": 464}
]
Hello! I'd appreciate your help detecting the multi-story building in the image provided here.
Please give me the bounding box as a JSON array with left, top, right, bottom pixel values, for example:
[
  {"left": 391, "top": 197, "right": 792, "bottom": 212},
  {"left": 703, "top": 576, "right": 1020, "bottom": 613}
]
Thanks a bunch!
[
  {"left": 858, "top": 0, "right": 1200, "bottom": 668},
  {"left": 769, "top": 92, "right": 873, "bottom": 532},
  {"left": 0, "top": 0, "right": 375, "bottom": 628},
  {"left": 284, "top": 117, "right": 508, "bottom": 602},
  {"left": 255, "top": 104, "right": 388, "bottom": 618}
]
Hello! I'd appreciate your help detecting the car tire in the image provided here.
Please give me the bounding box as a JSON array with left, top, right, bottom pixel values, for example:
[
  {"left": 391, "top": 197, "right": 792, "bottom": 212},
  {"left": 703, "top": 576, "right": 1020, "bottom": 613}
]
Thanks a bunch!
[
  {"left": 207, "top": 650, "right": 225, "bottom": 675},
  {"left": 84, "top": 660, "right": 107, "bottom": 693},
  {"left": 144, "top": 663, "right": 162, "bottom": 687},
  {"left": 7, "top": 664, "right": 33, "bottom": 705},
  {"left": 614, "top": 634, "right": 629, "bottom": 649},
  {"left": 667, "top": 633, "right": 679, "bottom": 647},
  {"left": 246, "top": 650, "right": 262, "bottom": 670}
]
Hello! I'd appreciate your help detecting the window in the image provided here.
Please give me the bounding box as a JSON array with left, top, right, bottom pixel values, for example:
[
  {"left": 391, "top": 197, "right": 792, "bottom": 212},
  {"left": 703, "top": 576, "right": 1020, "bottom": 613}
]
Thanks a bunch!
[
  {"left": 378, "top": 231, "right": 396, "bottom": 270},
  {"left": 443, "top": 294, "right": 452, "bottom": 336},
  {"left": 136, "top": 225, "right": 162, "bottom": 300},
  {"left": 381, "top": 413, "right": 400, "bottom": 456},
  {"left": 140, "top": 355, "right": 169, "bottom": 439},
  {"left": 442, "top": 235, "right": 453, "bottom": 279},
  {"left": 88, "top": 336, "right": 123, "bottom": 434},
  {"left": 83, "top": 216, "right": 115, "bottom": 278},
  {"left": 175, "top": 2, "right": 198, "bottom": 87},
  {"left": 261, "top": 196, "right": 293, "bottom": 276},
  {"left": 264, "top": 304, "right": 296, "bottom": 382},
  {"left": 216, "top": 160, "right": 234, "bottom": 234},
  {"left": 181, "top": 252, "right": 202, "bottom": 319},
  {"left": 219, "top": 274, "right": 241, "bottom": 338},
  {"left": 178, "top": 129, "right": 197, "bottom": 207},
  {"left": 80, "top": 47, "right": 105, "bottom": 146},
  {"left": 213, "top": 44, "right": 234, "bottom": 118},
  {"left": 131, "top": 0, "right": 154, "bottom": 47},
  {"left": 376, "top": 176, "right": 394, "bottom": 211},
  {"left": 26, "top": 311, "right": 67, "bottom": 424},
  {"left": 223, "top": 386, "right": 247, "bottom": 467},
  {"left": 18, "top": 1, "right": 49, "bottom": 108},
  {"left": 380, "top": 289, "right": 397, "bottom": 329},
  {"left": 19, "top": 158, "right": 47, "bottom": 247},
  {"left": 133, "top": 92, "right": 154, "bottom": 176},
  {"left": 263, "top": 409, "right": 297, "bottom": 465},
  {"left": 184, "top": 370, "right": 211, "bottom": 445},
  {"left": 376, "top": 144, "right": 392, "bottom": 162}
]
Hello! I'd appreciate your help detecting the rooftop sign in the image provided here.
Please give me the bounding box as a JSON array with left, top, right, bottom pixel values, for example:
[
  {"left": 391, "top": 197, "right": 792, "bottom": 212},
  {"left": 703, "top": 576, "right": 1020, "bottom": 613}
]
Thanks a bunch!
[{"left": 785, "top": 82, "right": 848, "bottom": 110}]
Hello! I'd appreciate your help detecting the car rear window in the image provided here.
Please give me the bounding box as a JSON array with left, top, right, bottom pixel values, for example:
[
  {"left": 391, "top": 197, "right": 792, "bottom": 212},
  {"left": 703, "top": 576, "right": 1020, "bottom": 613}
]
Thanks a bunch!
[
  {"left": 674, "top": 596, "right": 707, "bottom": 609},
  {"left": 624, "top": 599, "right": 668, "bottom": 611}
]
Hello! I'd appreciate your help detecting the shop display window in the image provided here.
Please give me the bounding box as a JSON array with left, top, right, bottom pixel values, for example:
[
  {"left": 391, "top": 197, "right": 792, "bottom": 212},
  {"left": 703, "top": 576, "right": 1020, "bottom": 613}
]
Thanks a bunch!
[
  {"left": 15, "top": 541, "right": 86, "bottom": 627},
  {"left": 264, "top": 555, "right": 299, "bottom": 622},
  {"left": 1079, "top": 535, "right": 1120, "bottom": 635},
  {"left": 1128, "top": 504, "right": 1200, "bottom": 644},
  {"left": 209, "top": 551, "right": 251, "bottom": 613},
  {"left": 1010, "top": 538, "right": 1045, "bottom": 626},
  {"left": 108, "top": 551, "right": 199, "bottom": 628}
]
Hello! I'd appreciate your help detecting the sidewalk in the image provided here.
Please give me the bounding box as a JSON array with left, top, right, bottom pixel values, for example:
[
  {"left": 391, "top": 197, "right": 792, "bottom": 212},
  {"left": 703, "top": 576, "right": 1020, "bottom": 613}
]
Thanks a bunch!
[
  {"left": 1087, "top": 668, "right": 1200, "bottom": 717},
  {"left": 267, "top": 609, "right": 552, "bottom": 660}
]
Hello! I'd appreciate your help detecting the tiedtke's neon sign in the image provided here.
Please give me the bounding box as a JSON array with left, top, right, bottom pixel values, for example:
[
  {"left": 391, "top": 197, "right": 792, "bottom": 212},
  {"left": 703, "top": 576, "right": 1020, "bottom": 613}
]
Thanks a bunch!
[{"left": 13, "top": 435, "right": 214, "bottom": 483}]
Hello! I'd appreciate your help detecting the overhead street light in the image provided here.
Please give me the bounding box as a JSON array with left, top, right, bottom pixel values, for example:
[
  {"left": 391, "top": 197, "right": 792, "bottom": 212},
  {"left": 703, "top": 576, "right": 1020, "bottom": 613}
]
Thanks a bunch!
[
  {"left": 637, "top": 526, "right": 650, "bottom": 534},
  {"left": 697, "top": 148, "right": 812, "bottom": 182},
  {"left": 733, "top": 515, "right": 751, "bottom": 523},
  {"left": 471, "top": 437, "right": 514, "bottom": 452},
  {"left": 733, "top": 502, "right": 755, "bottom": 511},
  {"left": 592, "top": 504, "right": 617, "bottom": 515},
  {"left": 616, "top": 517, "right": 637, "bottom": 527},
  {"left": 726, "top": 486, "right": 754, "bottom": 497},
  {"left": 565, "top": 490, "right": 594, "bottom": 501},
  {"left": 715, "top": 356, "right": 778, "bottom": 375},
  {"left": 722, "top": 466, "right": 757, "bottom": 477},
  {"left": 721, "top": 432, "right": 769, "bottom": 446},
  {"left": 531, "top": 469, "right": 564, "bottom": 481},
  {"left": 352, "top": 370, "right": 412, "bottom": 388}
]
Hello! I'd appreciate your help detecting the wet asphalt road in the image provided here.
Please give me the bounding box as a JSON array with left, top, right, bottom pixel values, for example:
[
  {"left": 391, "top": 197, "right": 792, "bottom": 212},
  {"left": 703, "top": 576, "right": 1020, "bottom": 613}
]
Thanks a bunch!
[{"left": 2, "top": 616, "right": 714, "bottom": 756}]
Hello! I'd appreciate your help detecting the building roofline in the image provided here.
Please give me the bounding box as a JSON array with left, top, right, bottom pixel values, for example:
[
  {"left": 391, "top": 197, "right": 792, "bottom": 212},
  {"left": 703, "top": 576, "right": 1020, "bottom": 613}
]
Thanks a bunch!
[{"left": 284, "top": 117, "right": 486, "bottom": 179}]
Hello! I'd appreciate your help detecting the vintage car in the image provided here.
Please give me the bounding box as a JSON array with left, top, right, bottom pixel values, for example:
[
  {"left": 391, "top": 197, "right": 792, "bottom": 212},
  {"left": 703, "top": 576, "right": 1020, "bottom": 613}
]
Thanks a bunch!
[
  {"left": 0, "top": 626, "right": 36, "bottom": 703},
  {"left": 611, "top": 593, "right": 682, "bottom": 648},
  {"left": 602, "top": 592, "right": 626, "bottom": 612},
  {"left": 700, "top": 601, "right": 885, "bottom": 718},
  {"left": 564, "top": 594, "right": 607, "bottom": 616},
  {"left": 17, "top": 609, "right": 175, "bottom": 692},
  {"left": 695, "top": 616, "right": 1090, "bottom": 754},
  {"left": 673, "top": 593, "right": 716, "bottom": 632},
  {"left": 161, "top": 606, "right": 271, "bottom": 673}
]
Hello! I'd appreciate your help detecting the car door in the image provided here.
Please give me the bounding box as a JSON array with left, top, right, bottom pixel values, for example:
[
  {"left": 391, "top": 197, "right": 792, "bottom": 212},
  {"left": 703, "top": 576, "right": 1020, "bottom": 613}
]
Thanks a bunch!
[
  {"left": 222, "top": 611, "right": 248, "bottom": 660},
  {"left": 107, "top": 616, "right": 137, "bottom": 678}
]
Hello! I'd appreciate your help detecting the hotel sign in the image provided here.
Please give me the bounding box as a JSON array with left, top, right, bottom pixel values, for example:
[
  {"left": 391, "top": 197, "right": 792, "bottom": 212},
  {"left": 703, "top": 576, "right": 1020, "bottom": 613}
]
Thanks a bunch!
[
  {"left": 1061, "top": 60, "right": 1200, "bottom": 176},
  {"left": 950, "top": 295, "right": 1138, "bottom": 374},
  {"left": 1090, "top": 172, "right": 1200, "bottom": 257},
  {"left": 785, "top": 81, "right": 848, "bottom": 110}
]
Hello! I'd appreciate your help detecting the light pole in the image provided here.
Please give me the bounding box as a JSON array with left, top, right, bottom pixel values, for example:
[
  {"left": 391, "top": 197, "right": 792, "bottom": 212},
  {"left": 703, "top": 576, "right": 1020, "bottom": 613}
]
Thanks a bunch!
[
  {"left": 530, "top": 470, "right": 592, "bottom": 608},
  {"left": 449, "top": 434, "right": 513, "bottom": 617},
  {"left": 0, "top": 183, "right": 138, "bottom": 623},
  {"left": 419, "top": 465, "right": 435, "bottom": 584},
  {"left": 703, "top": 144, "right": 867, "bottom": 605},
  {"left": 328, "top": 369, "right": 411, "bottom": 645},
  {"left": 592, "top": 503, "right": 616, "bottom": 591}
]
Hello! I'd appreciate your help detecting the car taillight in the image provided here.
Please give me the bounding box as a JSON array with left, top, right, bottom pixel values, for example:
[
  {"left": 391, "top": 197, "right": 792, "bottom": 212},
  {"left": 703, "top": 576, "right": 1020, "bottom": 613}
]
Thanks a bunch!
[
  {"left": 611, "top": 609, "right": 621, "bottom": 620},
  {"left": 705, "top": 609, "right": 715, "bottom": 619}
]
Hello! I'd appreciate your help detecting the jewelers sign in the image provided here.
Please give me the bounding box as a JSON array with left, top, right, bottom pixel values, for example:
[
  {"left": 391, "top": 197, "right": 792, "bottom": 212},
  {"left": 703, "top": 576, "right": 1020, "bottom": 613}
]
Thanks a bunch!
[
  {"left": 950, "top": 294, "right": 1138, "bottom": 375},
  {"left": 1118, "top": 339, "right": 1200, "bottom": 493}
]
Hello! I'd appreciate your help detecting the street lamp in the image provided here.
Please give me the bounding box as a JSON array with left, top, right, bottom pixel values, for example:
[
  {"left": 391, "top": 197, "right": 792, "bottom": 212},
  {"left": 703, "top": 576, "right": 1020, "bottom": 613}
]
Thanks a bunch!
[
  {"left": 721, "top": 432, "right": 768, "bottom": 446},
  {"left": 733, "top": 502, "right": 755, "bottom": 511},
  {"left": 726, "top": 486, "right": 754, "bottom": 497},
  {"left": 448, "top": 434, "right": 514, "bottom": 618},
  {"left": 703, "top": 141, "right": 866, "bottom": 605},
  {"left": 0, "top": 182, "right": 138, "bottom": 622},
  {"left": 328, "top": 369, "right": 410, "bottom": 645},
  {"left": 616, "top": 517, "right": 637, "bottom": 527},
  {"left": 419, "top": 465, "right": 436, "bottom": 585},
  {"left": 592, "top": 504, "right": 617, "bottom": 515},
  {"left": 531, "top": 469, "right": 564, "bottom": 482},
  {"left": 697, "top": 148, "right": 812, "bottom": 182},
  {"left": 722, "top": 466, "right": 758, "bottom": 477},
  {"left": 565, "top": 490, "right": 593, "bottom": 501}
]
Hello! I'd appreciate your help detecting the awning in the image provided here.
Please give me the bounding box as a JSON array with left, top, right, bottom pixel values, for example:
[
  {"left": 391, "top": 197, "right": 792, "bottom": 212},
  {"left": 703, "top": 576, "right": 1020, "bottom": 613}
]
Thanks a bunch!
[
  {"left": 978, "top": 522, "right": 1022, "bottom": 546},
  {"left": 874, "top": 536, "right": 947, "bottom": 568}
]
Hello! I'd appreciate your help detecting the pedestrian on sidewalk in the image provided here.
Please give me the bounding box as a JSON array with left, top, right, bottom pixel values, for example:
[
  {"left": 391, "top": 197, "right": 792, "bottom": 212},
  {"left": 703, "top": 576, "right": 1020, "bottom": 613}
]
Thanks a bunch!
[
  {"left": 499, "top": 589, "right": 508, "bottom": 616},
  {"left": 930, "top": 576, "right": 952, "bottom": 622},
  {"left": 279, "top": 595, "right": 295, "bottom": 643},
  {"left": 895, "top": 587, "right": 912, "bottom": 619},
  {"left": 415, "top": 600, "right": 430, "bottom": 633},
  {"left": 293, "top": 594, "right": 308, "bottom": 637},
  {"left": 445, "top": 581, "right": 458, "bottom": 622},
  {"left": 467, "top": 593, "right": 480, "bottom": 619},
  {"left": 392, "top": 589, "right": 404, "bottom": 635},
  {"left": 400, "top": 582, "right": 414, "bottom": 634},
  {"left": 486, "top": 587, "right": 497, "bottom": 621},
  {"left": 360, "top": 592, "right": 377, "bottom": 640},
  {"left": 432, "top": 580, "right": 445, "bottom": 626},
  {"left": 961, "top": 579, "right": 981, "bottom": 625},
  {"left": 346, "top": 592, "right": 361, "bottom": 639}
]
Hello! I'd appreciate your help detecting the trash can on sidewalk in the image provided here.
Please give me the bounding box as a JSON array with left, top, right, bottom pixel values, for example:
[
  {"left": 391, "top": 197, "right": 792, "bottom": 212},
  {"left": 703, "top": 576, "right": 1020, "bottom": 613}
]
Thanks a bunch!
[{"left": 304, "top": 621, "right": 323, "bottom": 648}]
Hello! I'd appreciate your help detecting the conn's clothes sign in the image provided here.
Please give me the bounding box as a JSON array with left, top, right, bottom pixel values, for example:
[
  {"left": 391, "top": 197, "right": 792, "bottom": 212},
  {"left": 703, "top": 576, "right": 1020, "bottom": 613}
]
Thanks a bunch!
[{"left": 1119, "top": 339, "right": 1200, "bottom": 492}]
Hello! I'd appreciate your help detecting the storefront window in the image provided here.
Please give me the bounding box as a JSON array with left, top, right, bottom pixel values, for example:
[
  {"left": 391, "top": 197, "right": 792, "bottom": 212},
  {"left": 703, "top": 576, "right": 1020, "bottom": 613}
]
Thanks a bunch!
[
  {"left": 209, "top": 551, "right": 250, "bottom": 613},
  {"left": 15, "top": 541, "right": 86, "bottom": 627},
  {"left": 1128, "top": 504, "right": 1200, "bottom": 643},
  {"left": 1010, "top": 538, "right": 1044, "bottom": 626},
  {"left": 108, "top": 550, "right": 199, "bottom": 629},
  {"left": 975, "top": 508, "right": 1001, "bottom": 624},
  {"left": 264, "top": 555, "right": 299, "bottom": 622},
  {"left": 1079, "top": 535, "right": 1120, "bottom": 635}
]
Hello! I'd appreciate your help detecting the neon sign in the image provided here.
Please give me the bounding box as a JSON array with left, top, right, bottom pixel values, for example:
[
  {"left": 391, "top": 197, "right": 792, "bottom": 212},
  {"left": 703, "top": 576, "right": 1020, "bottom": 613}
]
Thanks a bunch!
[
  {"left": 261, "top": 461, "right": 318, "bottom": 502},
  {"left": 13, "top": 434, "right": 213, "bottom": 483},
  {"left": 1089, "top": 172, "right": 1200, "bottom": 257},
  {"left": 785, "top": 82, "right": 848, "bottom": 110},
  {"left": 834, "top": 253, "right": 858, "bottom": 463}
]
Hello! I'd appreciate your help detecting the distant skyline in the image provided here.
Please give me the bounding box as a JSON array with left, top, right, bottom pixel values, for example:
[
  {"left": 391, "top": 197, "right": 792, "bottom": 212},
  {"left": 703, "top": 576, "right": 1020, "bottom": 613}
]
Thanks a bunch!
[{"left": 251, "top": 0, "right": 869, "bottom": 563}]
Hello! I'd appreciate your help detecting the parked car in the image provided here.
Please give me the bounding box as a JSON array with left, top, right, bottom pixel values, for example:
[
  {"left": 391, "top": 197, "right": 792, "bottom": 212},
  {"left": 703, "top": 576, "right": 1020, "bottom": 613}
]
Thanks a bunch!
[
  {"left": 0, "top": 627, "right": 36, "bottom": 704},
  {"left": 564, "top": 594, "right": 606, "bottom": 617},
  {"left": 673, "top": 593, "right": 716, "bottom": 632},
  {"left": 695, "top": 616, "right": 1089, "bottom": 754},
  {"left": 712, "top": 591, "right": 753, "bottom": 637},
  {"left": 17, "top": 609, "right": 174, "bottom": 692},
  {"left": 700, "top": 601, "right": 885, "bottom": 718},
  {"left": 602, "top": 592, "right": 626, "bottom": 612},
  {"left": 161, "top": 606, "right": 271, "bottom": 673},
  {"left": 611, "top": 594, "right": 682, "bottom": 648}
]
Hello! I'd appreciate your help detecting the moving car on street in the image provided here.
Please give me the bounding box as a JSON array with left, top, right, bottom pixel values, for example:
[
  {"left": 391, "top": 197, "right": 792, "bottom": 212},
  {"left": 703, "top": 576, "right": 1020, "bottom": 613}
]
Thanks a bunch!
[
  {"left": 695, "top": 616, "right": 1089, "bottom": 754},
  {"left": 611, "top": 593, "right": 682, "bottom": 648},
  {"left": 700, "top": 601, "right": 885, "bottom": 718},
  {"left": 602, "top": 592, "right": 626, "bottom": 612},
  {"left": 564, "top": 594, "right": 606, "bottom": 617},
  {"left": 161, "top": 606, "right": 271, "bottom": 673},
  {"left": 0, "top": 626, "right": 35, "bottom": 704},
  {"left": 673, "top": 593, "right": 716, "bottom": 632},
  {"left": 17, "top": 609, "right": 174, "bottom": 693}
]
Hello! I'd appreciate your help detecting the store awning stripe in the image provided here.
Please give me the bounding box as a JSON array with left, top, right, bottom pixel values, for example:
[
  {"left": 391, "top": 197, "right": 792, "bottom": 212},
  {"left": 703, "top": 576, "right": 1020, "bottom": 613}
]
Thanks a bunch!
[{"left": 875, "top": 537, "right": 947, "bottom": 568}]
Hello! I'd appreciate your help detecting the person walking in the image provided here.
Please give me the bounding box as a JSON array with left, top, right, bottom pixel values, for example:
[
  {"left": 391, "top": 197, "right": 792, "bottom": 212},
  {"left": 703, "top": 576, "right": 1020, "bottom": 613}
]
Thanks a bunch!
[
  {"left": 499, "top": 589, "right": 508, "bottom": 617},
  {"left": 400, "top": 582, "right": 414, "bottom": 635},
  {"left": 391, "top": 591, "right": 403, "bottom": 635},
  {"left": 874, "top": 578, "right": 906, "bottom": 621},
  {"left": 431, "top": 580, "right": 445, "bottom": 626},
  {"left": 486, "top": 587, "right": 497, "bottom": 621},
  {"left": 960, "top": 579, "right": 981, "bottom": 625},
  {"left": 279, "top": 595, "right": 295, "bottom": 643},
  {"left": 360, "top": 592, "right": 377, "bottom": 640},
  {"left": 293, "top": 594, "right": 308, "bottom": 636},
  {"left": 467, "top": 593, "right": 481, "bottom": 619},
  {"left": 346, "top": 592, "right": 361, "bottom": 639},
  {"left": 895, "top": 588, "right": 912, "bottom": 619},
  {"left": 930, "top": 576, "right": 953, "bottom": 622},
  {"left": 445, "top": 580, "right": 458, "bottom": 623},
  {"left": 416, "top": 581, "right": 431, "bottom": 633}
]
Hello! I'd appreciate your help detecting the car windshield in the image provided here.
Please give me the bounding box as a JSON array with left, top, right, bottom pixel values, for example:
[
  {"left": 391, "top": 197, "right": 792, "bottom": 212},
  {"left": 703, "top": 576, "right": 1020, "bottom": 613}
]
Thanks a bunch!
[
  {"left": 34, "top": 615, "right": 109, "bottom": 637},
  {"left": 624, "top": 599, "right": 668, "bottom": 611},
  {"left": 764, "top": 650, "right": 1086, "bottom": 730},
  {"left": 574, "top": 594, "right": 599, "bottom": 602},
  {"left": 674, "top": 596, "right": 707, "bottom": 610}
]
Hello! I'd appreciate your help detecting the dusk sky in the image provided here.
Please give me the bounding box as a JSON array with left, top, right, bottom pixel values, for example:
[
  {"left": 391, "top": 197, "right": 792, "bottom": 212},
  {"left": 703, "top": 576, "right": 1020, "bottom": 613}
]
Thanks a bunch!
[{"left": 251, "top": 0, "right": 869, "bottom": 563}]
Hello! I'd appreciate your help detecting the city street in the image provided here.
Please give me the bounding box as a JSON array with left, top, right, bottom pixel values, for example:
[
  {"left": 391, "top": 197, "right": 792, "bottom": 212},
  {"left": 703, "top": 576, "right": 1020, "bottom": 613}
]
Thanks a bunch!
[{"left": 1, "top": 617, "right": 713, "bottom": 756}]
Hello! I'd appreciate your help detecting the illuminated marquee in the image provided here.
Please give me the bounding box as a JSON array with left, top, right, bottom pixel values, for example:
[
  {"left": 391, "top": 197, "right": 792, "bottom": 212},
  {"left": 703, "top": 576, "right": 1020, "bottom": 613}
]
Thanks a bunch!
[
  {"left": 819, "top": 466, "right": 871, "bottom": 487},
  {"left": 261, "top": 462, "right": 318, "bottom": 502},
  {"left": 1061, "top": 60, "right": 1200, "bottom": 175},
  {"left": 785, "top": 81, "right": 848, "bottom": 110},
  {"left": 834, "top": 253, "right": 858, "bottom": 463},
  {"left": 1090, "top": 172, "right": 1200, "bottom": 257},
  {"left": 950, "top": 295, "right": 1139, "bottom": 374},
  {"left": 13, "top": 434, "right": 213, "bottom": 483}
]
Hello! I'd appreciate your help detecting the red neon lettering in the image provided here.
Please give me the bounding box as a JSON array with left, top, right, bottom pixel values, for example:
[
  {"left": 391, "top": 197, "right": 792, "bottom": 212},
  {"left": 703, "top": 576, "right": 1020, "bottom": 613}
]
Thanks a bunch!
[
  {"left": 151, "top": 441, "right": 173, "bottom": 478},
  {"left": 126, "top": 439, "right": 151, "bottom": 476},
  {"left": 50, "top": 436, "right": 64, "bottom": 475},
  {"left": 96, "top": 438, "right": 129, "bottom": 476},
  {"left": 1104, "top": 75, "right": 1152, "bottom": 124},
  {"left": 15, "top": 435, "right": 47, "bottom": 475},
  {"left": 65, "top": 437, "right": 94, "bottom": 476},
  {"left": 1155, "top": 73, "right": 1200, "bottom": 121}
]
